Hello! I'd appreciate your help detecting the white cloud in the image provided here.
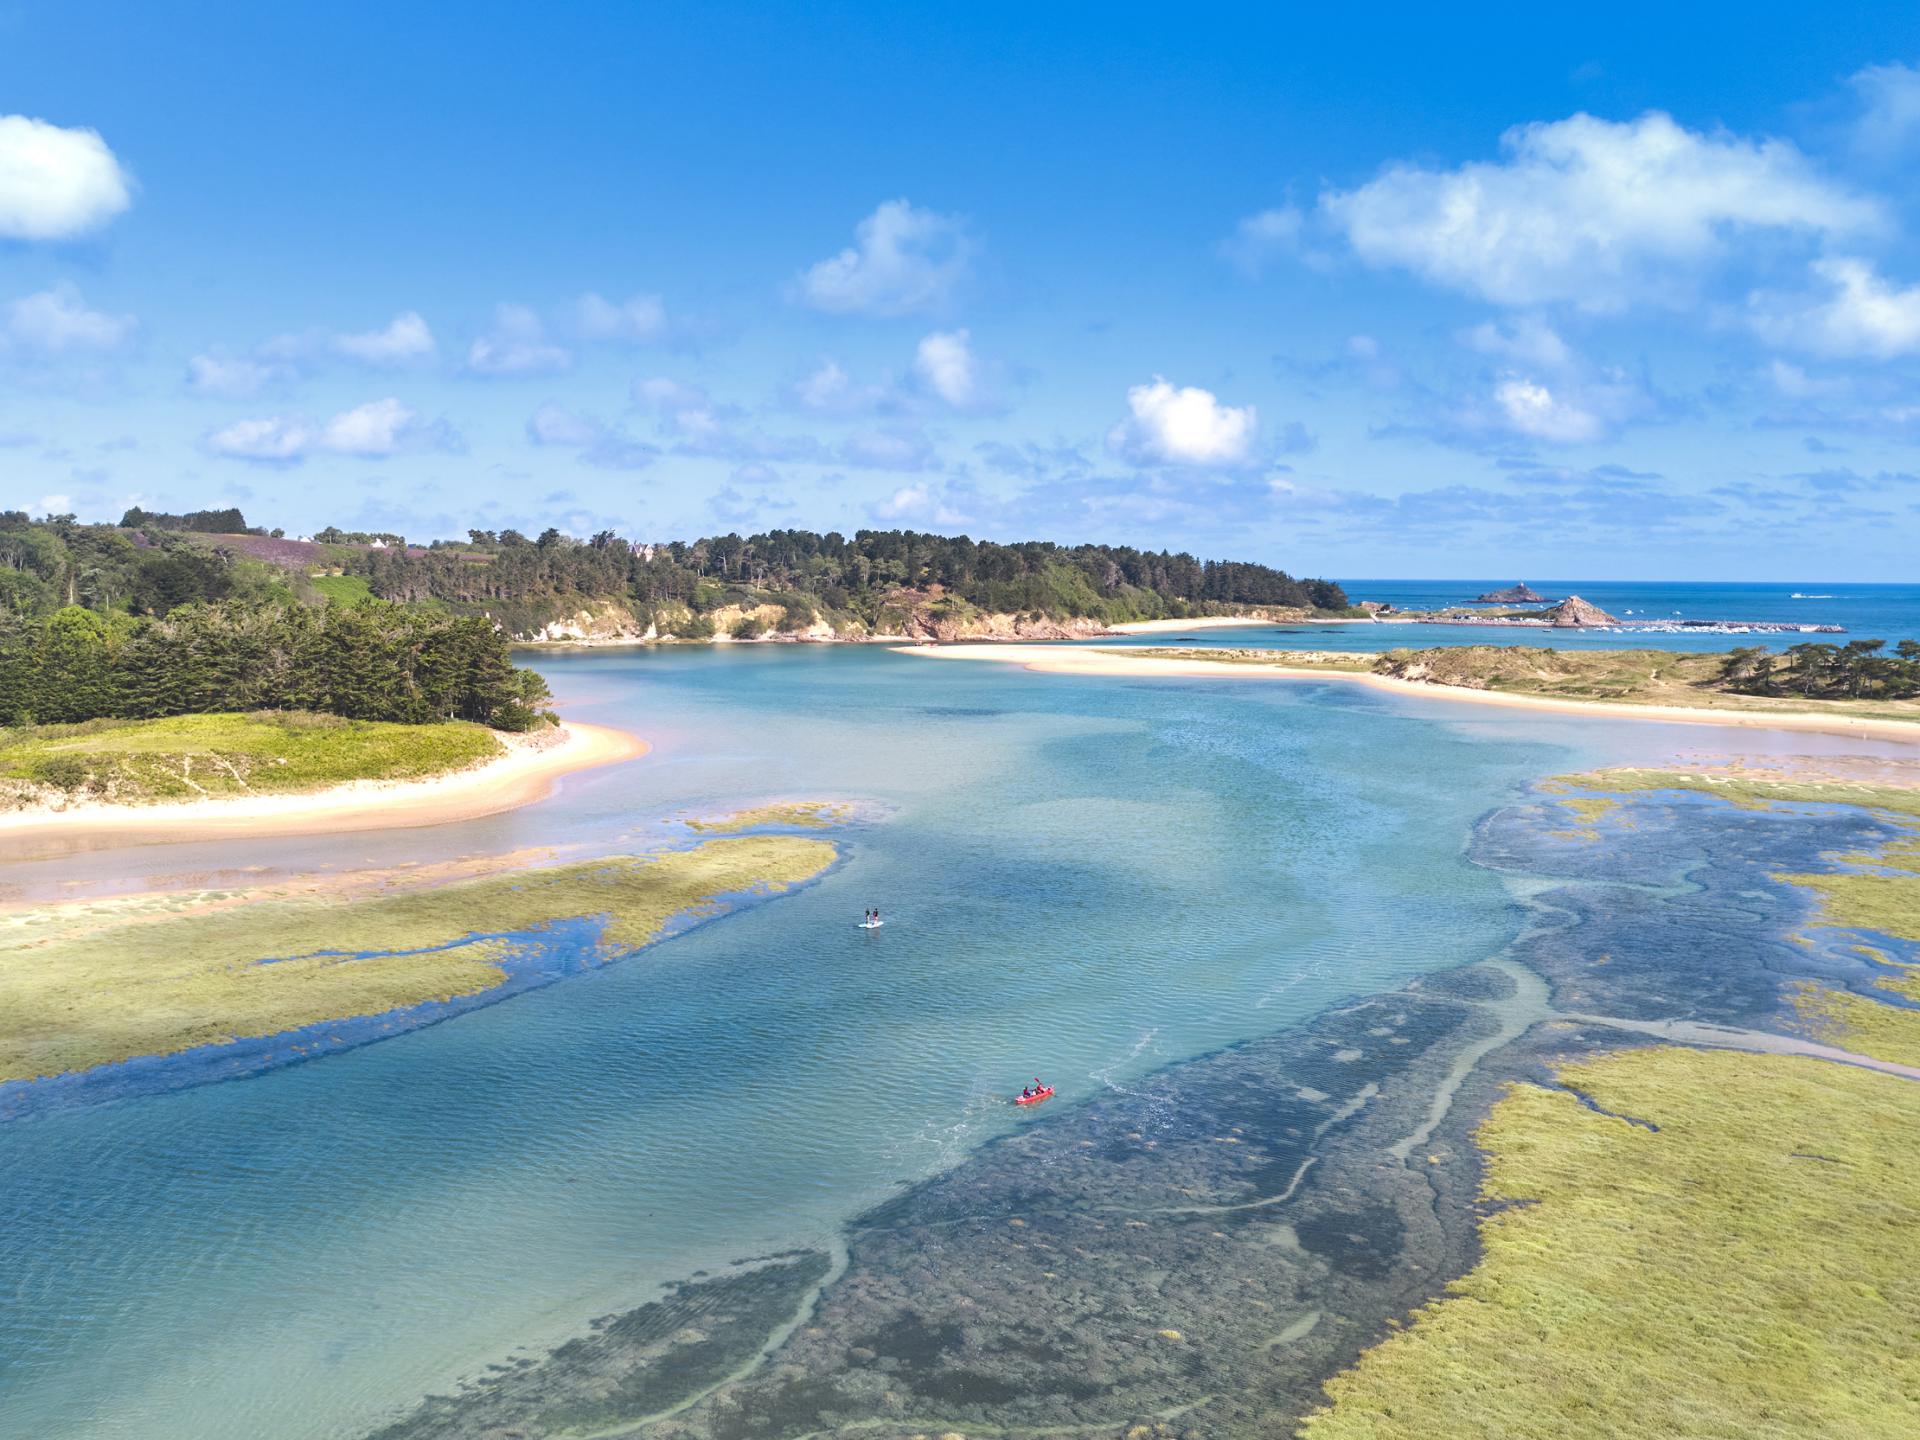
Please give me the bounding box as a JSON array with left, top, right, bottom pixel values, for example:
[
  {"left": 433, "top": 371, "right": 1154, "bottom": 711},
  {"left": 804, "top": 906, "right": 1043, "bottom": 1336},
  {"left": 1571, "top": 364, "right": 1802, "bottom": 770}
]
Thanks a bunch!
[
  {"left": 1107, "top": 377, "right": 1258, "bottom": 468},
  {"left": 186, "top": 352, "right": 282, "bottom": 397},
  {"left": 206, "top": 398, "right": 454, "bottom": 464},
  {"left": 0, "top": 114, "right": 132, "bottom": 240},
  {"left": 839, "top": 425, "right": 937, "bottom": 470},
  {"left": 1220, "top": 206, "right": 1304, "bottom": 274},
  {"left": 468, "top": 304, "right": 571, "bottom": 375},
  {"left": 332, "top": 311, "right": 435, "bottom": 365},
  {"left": 37, "top": 492, "right": 73, "bottom": 514},
  {"left": 1751, "top": 257, "right": 1920, "bottom": 359},
  {"left": 525, "top": 401, "right": 656, "bottom": 470},
  {"left": 321, "top": 398, "right": 421, "bottom": 456},
  {"left": 913, "top": 329, "right": 978, "bottom": 407},
  {"left": 1317, "top": 111, "right": 1877, "bottom": 307},
  {"left": 874, "top": 483, "right": 933, "bottom": 519},
  {"left": 575, "top": 292, "right": 667, "bottom": 342},
  {"left": 5, "top": 284, "right": 137, "bottom": 353},
  {"left": 205, "top": 415, "right": 315, "bottom": 463},
  {"left": 1849, "top": 62, "right": 1920, "bottom": 161},
  {"left": 1492, "top": 377, "right": 1603, "bottom": 443},
  {"left": 633, "top": 375, "right": 711, "bottom": 413},
  {"left": 798, "top": 199, "right": 971, "bottom": 316},
  {"left": 1461, "top": 316, "right": 1571, "bottom": 369}
]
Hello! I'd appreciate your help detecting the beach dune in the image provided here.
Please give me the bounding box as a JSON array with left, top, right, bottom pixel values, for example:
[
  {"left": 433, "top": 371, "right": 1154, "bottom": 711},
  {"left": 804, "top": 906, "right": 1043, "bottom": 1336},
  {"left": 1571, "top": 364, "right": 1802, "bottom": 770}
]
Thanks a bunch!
[{"left": 0, "top": 721, "right": 647, "bottom": 855}]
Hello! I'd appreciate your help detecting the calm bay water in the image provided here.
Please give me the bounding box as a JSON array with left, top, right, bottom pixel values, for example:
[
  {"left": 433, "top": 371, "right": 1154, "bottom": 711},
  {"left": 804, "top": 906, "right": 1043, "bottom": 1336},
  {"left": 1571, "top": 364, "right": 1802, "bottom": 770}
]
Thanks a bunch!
[{"left": 0, "top": 645, "right": 1906, "bottom": 1438}]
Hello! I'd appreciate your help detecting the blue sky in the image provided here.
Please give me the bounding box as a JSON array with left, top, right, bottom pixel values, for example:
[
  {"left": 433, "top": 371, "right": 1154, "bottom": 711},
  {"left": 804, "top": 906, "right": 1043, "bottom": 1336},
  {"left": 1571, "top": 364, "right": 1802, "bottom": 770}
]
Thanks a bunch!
[{"left": 4, "top": 1, "right": 1920, "bottom": 579}]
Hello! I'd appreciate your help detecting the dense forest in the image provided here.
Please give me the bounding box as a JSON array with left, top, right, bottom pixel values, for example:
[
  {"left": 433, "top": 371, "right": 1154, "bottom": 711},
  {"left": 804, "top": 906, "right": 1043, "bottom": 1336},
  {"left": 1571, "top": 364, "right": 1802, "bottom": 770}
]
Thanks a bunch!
[
  {"left": 1720, "top": 641, "right": 1920, "bottom": 700},
  {"left": 3, "top": 508, "right": 1352, "bottom": 636},
  {"left": 356, "top": 525, "right": 1354, "bottom": 633},
  {"left": 0, "top": 600, "right": 551, "bottom": 730}
]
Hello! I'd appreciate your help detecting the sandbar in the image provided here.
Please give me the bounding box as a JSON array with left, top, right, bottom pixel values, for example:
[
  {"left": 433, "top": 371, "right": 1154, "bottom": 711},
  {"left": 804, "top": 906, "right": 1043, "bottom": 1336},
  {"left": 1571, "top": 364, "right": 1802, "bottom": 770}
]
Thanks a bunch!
[
  {"left": 0, "top": 721, "right": 647, "bottom": 855},
  {"left": 899, "top": 644, "right": 1920, "bottom": 745}
]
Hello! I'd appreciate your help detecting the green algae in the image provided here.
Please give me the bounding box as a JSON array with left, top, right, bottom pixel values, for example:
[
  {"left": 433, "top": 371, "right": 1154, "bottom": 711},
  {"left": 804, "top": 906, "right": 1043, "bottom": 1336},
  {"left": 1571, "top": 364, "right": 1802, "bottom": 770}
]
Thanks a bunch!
[
  {"left": 685, "top": 801, "right": 853, "bottom": 832},
  {"left": 1555, "top": 767, "right": 1920, "bottom": 821},
  {"left": 1302, "top": 1046, "right": 1920, "bottom": 1440},
  {"left": 0, "top": 836, "right": 837, "bottom": 1083}
]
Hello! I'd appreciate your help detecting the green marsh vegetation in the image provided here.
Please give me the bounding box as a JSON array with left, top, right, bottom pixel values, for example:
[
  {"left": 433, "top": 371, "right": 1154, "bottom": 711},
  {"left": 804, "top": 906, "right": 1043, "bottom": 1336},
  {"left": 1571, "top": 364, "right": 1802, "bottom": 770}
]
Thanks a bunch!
[
  {"left": 1303, "top": 1045, "right": 1920, "bottom": 1439},
  {"left": 1121, "top": 644, "right": 1920, "bottom": 722},
  {"left": 684, "top": 800, "right": 853, "bottom": 832},
  {"left": 0, "top": 835, "right": 838, "bottom": 1083},
  {"left": 0, "top": 712, "right": 503, "bottom": 807}
]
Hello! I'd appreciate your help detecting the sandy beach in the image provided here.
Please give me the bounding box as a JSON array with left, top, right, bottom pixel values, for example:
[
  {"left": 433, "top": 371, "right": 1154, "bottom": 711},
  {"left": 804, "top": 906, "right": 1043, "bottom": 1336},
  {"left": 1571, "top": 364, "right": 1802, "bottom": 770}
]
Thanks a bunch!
[
  {"left": 900, "top": 644, "right": 1920, "bottom": 744},
  {"left": 1106, "top": 616, "right": 1285, "bottom": 634},
  {"left": 0, "top": 721, "right": 647, "bottom": 855}
]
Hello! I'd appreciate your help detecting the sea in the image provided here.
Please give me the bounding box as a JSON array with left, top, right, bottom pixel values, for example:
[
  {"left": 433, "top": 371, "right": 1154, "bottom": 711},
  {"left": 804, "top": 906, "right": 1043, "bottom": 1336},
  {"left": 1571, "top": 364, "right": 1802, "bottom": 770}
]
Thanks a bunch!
[{"left": 0, "top": 625, "right": 1914, "bottom": 1438}]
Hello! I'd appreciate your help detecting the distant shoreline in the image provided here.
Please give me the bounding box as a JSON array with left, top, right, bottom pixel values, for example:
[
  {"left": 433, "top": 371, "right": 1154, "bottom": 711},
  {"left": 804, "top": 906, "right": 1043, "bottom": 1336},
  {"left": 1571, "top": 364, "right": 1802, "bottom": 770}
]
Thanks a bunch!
[
  {"left": 0, "top": 721, "right": 647, "bottom": 855},
  {"left": 899, "top": 644, "right": 1920, "bottom": 744}
]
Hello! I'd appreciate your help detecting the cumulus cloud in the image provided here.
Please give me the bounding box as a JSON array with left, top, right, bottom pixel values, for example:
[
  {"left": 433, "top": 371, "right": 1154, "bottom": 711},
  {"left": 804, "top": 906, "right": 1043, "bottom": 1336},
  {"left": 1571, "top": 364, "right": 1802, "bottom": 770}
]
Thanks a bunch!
[
  {"left": 468, "top": 304, "right": 571, "bottom": 375},
  {"left": 1848, "top": 62, "right": 1920, "bottom": 162},
  {"left": 913, "top": 329, "right": 979, "bottom": 408},
  {"left": 524, "top": 401, "right": 656, "bottom": 470},
  {"left": 798, "top": 199, "right": 971, "bottom": 316},
  {"left": 1107, "top": 377, "right": 1258, "bottom": 468},
  {"left": 1751, "top": 257, "right": 1920, "bottom": 359},
  {"left": 792, "top": 358, "right": 865, "bottom": 413},
  {"left": 331, "top": 311, "right": 435, "bottom": 365},
  {"left": 206, "top": 398, "right": 457, "bottom": 464},
  {"left": 839, "top": 425, "right": 937, "bottom": 471},
  {"left": 1313, "top": 111, "right": 1877, "bottom": 308},
  {"left": 1491, "top": 377, "right": 1604, "bottom": 443},
  {"left": 4, "top": 284, "right": 137, "bottom": 353},
  {"left": 185, "top": 353, "right": 283, "bottom": 397},
  {"left": 1219, "top": 206, "right": 1304, "bottom": 274},
  {"left": 632, "top": 375, "right": 712, "bottom": 413},
  {"left": 575, "top": 292, "right": 667, "bottom": 343},
  {"left": 1460, "top": 316, "right": 1572, "bottom": 369},
  {"left": 0, "top": 114, "right": 132, "bottom": 240}
]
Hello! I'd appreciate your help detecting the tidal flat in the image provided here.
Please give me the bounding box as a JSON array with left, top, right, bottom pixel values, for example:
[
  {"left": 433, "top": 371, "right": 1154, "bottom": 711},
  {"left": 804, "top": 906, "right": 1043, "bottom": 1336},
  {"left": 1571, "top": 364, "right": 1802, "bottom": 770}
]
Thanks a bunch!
[
  {"left": 358, "top": 767, "right": 1920, "bottom": 1440},
  {"left": 0, "top": 833, "right": 839, "bottom": 1107}
]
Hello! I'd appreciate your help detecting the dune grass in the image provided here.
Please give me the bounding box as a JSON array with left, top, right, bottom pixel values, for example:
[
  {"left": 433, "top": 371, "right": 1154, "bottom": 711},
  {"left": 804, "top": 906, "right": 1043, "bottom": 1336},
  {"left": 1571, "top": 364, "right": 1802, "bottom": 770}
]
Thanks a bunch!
[
  {"left": 0, "top": 711, "right": 502, "bottom": 808},
  {"left": 684, "top": 801, "right": 853, "bottom": 832},
  {"left": 0, "top": 835, "right": 837, "bottom": 1083},
  {"left": 1301, "top": 1045, "right": 1920, "bottom": 1439}
]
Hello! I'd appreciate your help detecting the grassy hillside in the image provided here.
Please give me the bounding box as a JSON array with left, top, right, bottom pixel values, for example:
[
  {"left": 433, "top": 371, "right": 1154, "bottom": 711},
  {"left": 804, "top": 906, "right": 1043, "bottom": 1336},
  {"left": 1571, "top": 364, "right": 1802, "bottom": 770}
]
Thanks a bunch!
[{"left": 0, "top": 712, "right": 503, "bottom": 809}]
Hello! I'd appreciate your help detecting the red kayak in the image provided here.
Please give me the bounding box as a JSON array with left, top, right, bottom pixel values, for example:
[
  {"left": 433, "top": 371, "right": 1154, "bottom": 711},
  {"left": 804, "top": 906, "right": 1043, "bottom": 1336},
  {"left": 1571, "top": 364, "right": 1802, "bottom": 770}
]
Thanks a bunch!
[{"left": 1015, "top": 1086, "right": 1055, "bottom": 1106}]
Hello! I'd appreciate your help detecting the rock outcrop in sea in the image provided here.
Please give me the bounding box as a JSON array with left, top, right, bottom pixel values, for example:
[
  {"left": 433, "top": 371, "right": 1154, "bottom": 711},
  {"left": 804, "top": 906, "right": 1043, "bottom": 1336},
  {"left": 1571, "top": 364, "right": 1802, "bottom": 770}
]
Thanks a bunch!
[
  {"left": 1476, "top": 583, "right": 1546, "bottom": 603},
  {"left": 1544, "top": 595, "right": 1618, "bottom": 627}
]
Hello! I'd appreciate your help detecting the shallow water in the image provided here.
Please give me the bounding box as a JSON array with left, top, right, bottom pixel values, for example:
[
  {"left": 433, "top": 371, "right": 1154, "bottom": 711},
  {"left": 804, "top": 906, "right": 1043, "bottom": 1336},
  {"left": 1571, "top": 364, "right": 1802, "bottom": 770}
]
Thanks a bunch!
[{"left": 0, "top": 646, "right": 1905, "bottom": 1439}]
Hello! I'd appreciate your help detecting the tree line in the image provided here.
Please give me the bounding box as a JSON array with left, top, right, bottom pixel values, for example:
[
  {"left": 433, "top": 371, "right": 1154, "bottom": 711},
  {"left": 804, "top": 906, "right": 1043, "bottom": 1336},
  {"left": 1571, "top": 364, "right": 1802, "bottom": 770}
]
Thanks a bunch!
[
  {"left": 0, "top": 601, "right": 552, "bottom": 730},
  {"left": 354, "top": 526, "right": 1352, "bottom": 625},
  {"left": 1720, "top": 641, "right": 1920, "bottom": 700}
]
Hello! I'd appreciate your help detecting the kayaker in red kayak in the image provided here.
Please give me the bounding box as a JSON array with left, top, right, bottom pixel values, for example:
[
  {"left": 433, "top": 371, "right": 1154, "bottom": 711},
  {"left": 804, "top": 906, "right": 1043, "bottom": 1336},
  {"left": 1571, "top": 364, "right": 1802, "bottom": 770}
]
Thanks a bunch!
[{"left": 1017, "top": 1078, "right": 1052, "bottom": 1104}]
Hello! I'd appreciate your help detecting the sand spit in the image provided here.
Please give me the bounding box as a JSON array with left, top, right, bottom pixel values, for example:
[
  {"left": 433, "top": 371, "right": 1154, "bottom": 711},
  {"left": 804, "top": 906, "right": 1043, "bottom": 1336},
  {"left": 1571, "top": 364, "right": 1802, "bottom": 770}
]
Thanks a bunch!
[
  {"left": 0, "top": 722, "right": 647, "bottom": 856},
  {"left": 899, "top": 644, "right": 1920, "bottom": 745}
]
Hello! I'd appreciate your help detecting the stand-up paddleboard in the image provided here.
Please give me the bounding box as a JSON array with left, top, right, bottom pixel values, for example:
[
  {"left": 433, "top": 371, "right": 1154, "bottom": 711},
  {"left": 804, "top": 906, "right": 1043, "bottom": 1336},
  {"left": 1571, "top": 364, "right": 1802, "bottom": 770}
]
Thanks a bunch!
[{"left": 856, "top": 919, "right": 885, "bottom": 930}]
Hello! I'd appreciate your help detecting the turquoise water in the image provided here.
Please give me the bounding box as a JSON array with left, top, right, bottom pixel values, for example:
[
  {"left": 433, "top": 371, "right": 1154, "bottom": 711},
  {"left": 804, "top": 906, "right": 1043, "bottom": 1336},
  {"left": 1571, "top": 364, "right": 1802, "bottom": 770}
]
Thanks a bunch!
[
  {"left": 0, "top": 646, "right": 1894, "bottom": 1438},
  {"left": 1107, "top": 579, "right": 1920, "bottom": 655}
]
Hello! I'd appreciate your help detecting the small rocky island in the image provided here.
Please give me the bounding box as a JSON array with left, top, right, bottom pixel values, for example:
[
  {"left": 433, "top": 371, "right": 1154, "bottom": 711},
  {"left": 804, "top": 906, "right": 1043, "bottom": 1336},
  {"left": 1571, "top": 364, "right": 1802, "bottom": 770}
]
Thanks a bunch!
[{"left": 1476, "top": 582, "right": 1547, "bottom": 603}]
